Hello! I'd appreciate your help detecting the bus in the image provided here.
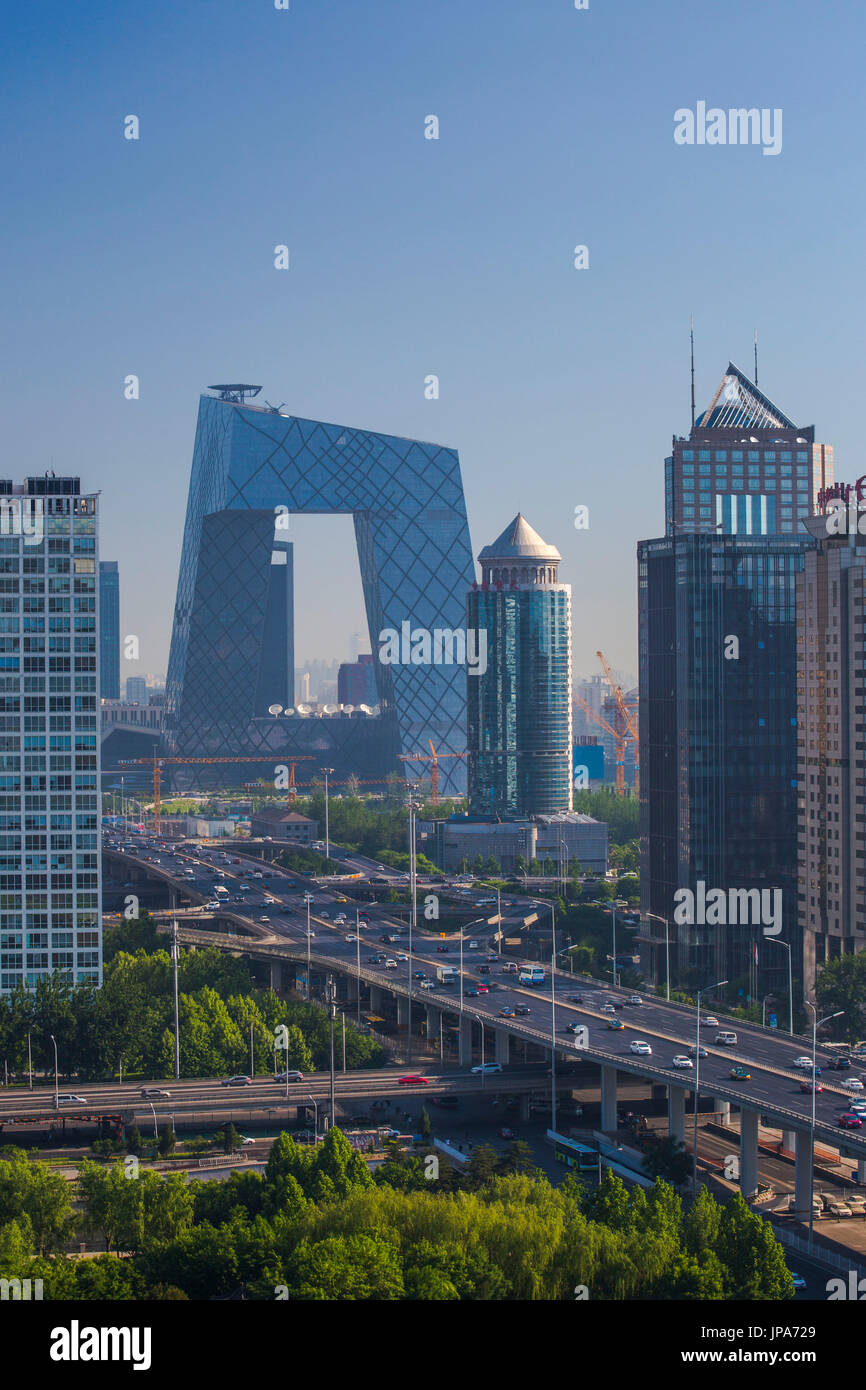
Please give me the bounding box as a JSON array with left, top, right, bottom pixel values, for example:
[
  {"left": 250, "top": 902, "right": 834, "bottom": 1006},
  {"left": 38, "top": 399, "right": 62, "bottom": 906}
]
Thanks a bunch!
[
  {"left": 551, "top": 1132, "right": 598, "bottom": 1173},
  {"left": 519, "top": 965, "right": 545, "bottom": 986}
]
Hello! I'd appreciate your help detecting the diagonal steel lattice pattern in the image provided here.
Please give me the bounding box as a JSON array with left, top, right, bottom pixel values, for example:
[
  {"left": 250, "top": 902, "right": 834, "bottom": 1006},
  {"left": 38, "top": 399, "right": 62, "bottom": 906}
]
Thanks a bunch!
[{"left": 165, "top": 395, "right": 475, "bottom": 795}]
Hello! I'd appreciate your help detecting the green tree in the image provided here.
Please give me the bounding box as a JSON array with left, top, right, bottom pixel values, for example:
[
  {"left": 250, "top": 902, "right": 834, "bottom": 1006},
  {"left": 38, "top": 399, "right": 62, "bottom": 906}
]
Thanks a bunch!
[
  {"left": 158, "top": 1125, "right": 176, "bottom": 1157},
  {"left": 641, "top": 1136, "right": 692, "bottom": 1188},
  {"left": 419, "top": 1105, "right": 432, "bottom": 1141},
  {"left": 498, "top": 1140, "right": 537, "bottom": 1176},
  {"left": 222, "top": 1123, "right": 242, "bottom": 1155}
]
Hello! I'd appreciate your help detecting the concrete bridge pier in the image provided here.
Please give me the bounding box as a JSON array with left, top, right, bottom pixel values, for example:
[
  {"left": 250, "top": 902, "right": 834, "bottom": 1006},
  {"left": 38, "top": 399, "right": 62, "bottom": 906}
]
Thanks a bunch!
[
  {"left": 794, "top": 1130, "right": 813, "bottom": 1214},
  {"left": 494, "top": 1028, "right": 510, "bottom": 1066},
  {"left": 740, "top": 1108, "right": 759, "bottom": 1197},
  {"left": 668, "top": 1085, "right": 686, "bottom": 1143},
  {"left": 715, "top": 1099, "right": 731, "bottom": 1126},
  {"left": 369, "top": 985, "right": 384, "bottom": 1013},
  {"left": 268, "top": 960, "right": 282, "bottom": 991},
  {"left": 782, "top": 1129, "right": 797, "bottom": 1156},
  {"left": 600, "top": 1064, "right": 618, "bottom": 1131},
  {"left": 858, "top": 1159, "right": 866, "bottom": 1185},
  {"left": 396, "top": 996, "right": 409, "bottom": 1029},
  {"left": 458, "top": 1015, "right": 473, "bottom": 1067},
  {"left": 425, "top": 1004, "right": 440, "bottom": 1043}
]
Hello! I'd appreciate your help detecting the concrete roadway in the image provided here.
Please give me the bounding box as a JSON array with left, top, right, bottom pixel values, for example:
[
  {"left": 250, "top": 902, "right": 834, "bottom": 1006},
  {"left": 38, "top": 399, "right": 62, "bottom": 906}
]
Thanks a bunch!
[{"left": 102, "top": 833, "right": 866, "bottom": 1162}]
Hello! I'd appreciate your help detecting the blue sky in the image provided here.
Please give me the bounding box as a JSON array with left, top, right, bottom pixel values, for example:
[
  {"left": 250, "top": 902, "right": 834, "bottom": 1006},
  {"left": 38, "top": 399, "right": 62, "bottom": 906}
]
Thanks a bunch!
[{"left": 2, "top": 0, "right": 862, "bottom": 684}]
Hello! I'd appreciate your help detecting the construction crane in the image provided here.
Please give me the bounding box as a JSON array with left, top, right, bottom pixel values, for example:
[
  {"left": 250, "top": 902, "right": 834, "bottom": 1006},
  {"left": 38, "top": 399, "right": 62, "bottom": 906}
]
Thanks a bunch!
[
  {"left": 595, "top": 650, "right": 639, "bottom": 796},
  {"left": 397, "top": 741, "right": 466, "bottom": 804},
  {"left": 573, "top": 696, "right": 630, "bottom": 796},
  {"left": 116, "top": 755, "right": 315, "bottom": 833}
]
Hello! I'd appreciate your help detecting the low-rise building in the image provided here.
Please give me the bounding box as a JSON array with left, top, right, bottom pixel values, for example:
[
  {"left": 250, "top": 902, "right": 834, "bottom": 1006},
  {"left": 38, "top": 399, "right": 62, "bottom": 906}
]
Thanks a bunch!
[{"left": 249, "top": 808, "right": 319, "bottom": 843}]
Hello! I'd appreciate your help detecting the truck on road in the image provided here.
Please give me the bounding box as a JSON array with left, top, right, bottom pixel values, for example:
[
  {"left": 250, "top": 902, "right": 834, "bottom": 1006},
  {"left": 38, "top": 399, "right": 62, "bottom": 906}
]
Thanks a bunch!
[{"left": 436, "top": 965, "right": 458, "bottom": 984}]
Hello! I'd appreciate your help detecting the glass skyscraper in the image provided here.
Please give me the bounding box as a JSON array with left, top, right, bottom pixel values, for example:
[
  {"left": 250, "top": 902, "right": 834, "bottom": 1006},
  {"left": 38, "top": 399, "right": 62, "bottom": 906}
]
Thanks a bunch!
[
  {"left": 0, "top": 477, "right": 102, "bottom": 995},
  {"left": 467, "top": 515, "right": 572, "bottom": 816},
  {"left": 98, "top": 560, "right": 119, "bottom": 700},
  {"left": 665, "top": 363, "right": 832, "bottom": 538},
  {"left": 165, "top": 388, "right": 474, "bottom": 795},
  {"left": 639, "top": 364, "right": 822, "bottom": 1001}
]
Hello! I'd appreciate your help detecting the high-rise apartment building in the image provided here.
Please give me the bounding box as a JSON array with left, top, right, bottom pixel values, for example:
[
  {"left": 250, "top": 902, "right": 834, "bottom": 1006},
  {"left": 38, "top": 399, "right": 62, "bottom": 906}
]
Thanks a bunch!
[
  {"left": 338, "top": 654, "right": 377, "bottom": 707},
  {"left": 467, "top": 515, "right": 572, "bottom": 816},
  {"left": 798, "top": 507, "right": 866, "bottom": 988},
  {"left": 98, "top": 561, "right": 119, "bottom": 700},
  {"left": 0, "top": 476, "right": 102, "bottom": 994},
  {"left": 125, "top": 675, "right": 148, "bottom": 705},
  {"left": 665, "top": 362, "right": 832, "bottom": 538},
  {"left": 640, "top": 365, "right": 822, "bottom": 1002}
]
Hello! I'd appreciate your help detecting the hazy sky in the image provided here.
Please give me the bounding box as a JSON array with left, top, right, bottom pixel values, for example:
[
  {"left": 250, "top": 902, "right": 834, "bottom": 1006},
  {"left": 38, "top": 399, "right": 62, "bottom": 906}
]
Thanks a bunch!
[{"left": 2, "top": 0, "right": 862, "bottom": 684}]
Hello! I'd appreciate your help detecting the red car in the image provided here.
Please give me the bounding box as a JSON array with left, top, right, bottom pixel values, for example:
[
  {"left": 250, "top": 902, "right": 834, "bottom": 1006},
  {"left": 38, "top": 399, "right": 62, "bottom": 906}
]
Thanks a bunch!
[
  {"left": 838, "top": 1113, "right": 863, "bottom": 1129},
  {"left": 398, "top": 1074, "right": 430, "bottom": 1086},
  {"left": 800, "top": 1080, "right": 823, "bottom": 1093}
]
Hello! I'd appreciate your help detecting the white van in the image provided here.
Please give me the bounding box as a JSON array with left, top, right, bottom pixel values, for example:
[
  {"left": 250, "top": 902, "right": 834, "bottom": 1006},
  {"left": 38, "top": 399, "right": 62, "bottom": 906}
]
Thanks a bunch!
[{"left": 715, "top": 1030, "right": 738, "bottom": 1045}]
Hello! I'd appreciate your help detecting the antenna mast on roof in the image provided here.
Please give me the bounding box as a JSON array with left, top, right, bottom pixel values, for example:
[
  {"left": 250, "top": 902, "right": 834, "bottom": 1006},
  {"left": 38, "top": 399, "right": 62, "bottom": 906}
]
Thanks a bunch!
[
  {"left": 690, "top": 315, "right": 696, "bottom": 430},
  {"left": 753, "top": 329, "right": 758, "bottom": 387}
]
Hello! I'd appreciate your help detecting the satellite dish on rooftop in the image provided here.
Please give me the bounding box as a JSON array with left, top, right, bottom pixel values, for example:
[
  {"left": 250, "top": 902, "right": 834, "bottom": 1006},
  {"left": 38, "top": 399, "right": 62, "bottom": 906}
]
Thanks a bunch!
[
  {"left": 342, "top": 704, "right": 355, "bottom": 714},
  {"left": 268, "top": 704, "right": 284, "bottom": 716},
  {"left": 284, "top": 707, "right": 295, "bottom": 716},
  {"left": 322, "top": 704, "right": 338, "bottom": 714},
  {"left": 296, "top": 704, "right": 309, "bottom": 716},
  {"left": 358, "top": 704, "right": 372, "bottom": 715}
]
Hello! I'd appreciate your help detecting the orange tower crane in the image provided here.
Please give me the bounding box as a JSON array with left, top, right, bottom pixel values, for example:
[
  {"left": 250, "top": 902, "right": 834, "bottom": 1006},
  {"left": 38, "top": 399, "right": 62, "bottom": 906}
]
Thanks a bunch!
[
  {"left": 595, "top": 650, "right": 639, "bottom": 796},
  {"left": 397, "top": 741, "right": 466, "bottom": 804},
  {"left": 117, "top": 755, "right": 315, "bottom": 833}
]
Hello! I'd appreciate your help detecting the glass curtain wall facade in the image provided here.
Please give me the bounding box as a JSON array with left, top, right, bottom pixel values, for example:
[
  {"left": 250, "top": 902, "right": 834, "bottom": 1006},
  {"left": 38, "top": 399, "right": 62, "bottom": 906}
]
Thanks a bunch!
[
  {"left": 98, "top": 561, "right": 119, "bottom": 700},
  {"left": 0, "top": 478, "right": 102, "bottom": 995},
  {"left": 467, "top": 516, "right": 572, "bottom": 816},
  {"left": 639, "top": 532, "right": 813, "bottom": 999},
  {"left": 165, "top": 393, "right": 474, "bottom": 795}
]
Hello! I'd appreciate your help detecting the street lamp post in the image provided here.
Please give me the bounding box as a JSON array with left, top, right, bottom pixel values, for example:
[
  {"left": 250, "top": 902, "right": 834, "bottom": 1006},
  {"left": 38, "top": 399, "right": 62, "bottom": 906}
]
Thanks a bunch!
[
  {"left": 49, "top": 1033, "right": 59, "bottom": 1108},
  {"left": 407, "top": 786, "right": 419, "bottom": 1065},
  {"left": 172, "top": 920, "right": 181, "bottom": 1081},
  {"left": 611, "top": 902, "right": 617, "bottom": 989},
  {"left": 764, "top": 937, "right": 793, "bottom": 1033},
  {"left": 322, "top": 768, "right": 335, "bottom": 861},
  {"left": 693, "top": 979, "right": 727, "bottom": 1195},
  {"left": 804, "top": 1003, "right": 843, "bottom": 1246},
  {"left": 327, "top": 976, "right": 336, "bottom": 1130},
  {"left": 355, "top": 909, "right": 361, "bottom": 1026},
  {"left": 642, "top": 912, "right": 670, "bottom": 1000},
  {"left": 26, "top": 1031, "right": 32, "bottom": 1090},
  {"left": 304, "top": 892, "right": 313, "bottom": 1000},
  {"left": 307, "top": 1094, "right": 319, "bottom": 1144}
]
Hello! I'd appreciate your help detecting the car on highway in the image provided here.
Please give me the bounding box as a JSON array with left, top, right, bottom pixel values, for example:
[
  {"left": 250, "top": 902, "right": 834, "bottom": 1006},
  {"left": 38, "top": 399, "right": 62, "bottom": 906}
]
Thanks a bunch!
[
  {"left": 419, "top": 979, "right": 434, "bottom": 989},
  {"left": 688, "top": 1045, "right": 709, "bottom": 1058},
  {"left": 140, "top": 1087, "right": 171, "bottom": 1098},
  {"left": 564, "top": 1021, "right": 583, "bottom": 1033},
  {"left": 221, "top": 1075, "right": 252, "bottom": 1087},
  {"left": 567, "top": 994, "right": 585, "bottom": 1004},
  {"left": 628, "top": 995, "right": 643, "bottom": 1005},
  {"left": 499, "top": 1007, "right": 516, "bottom": 1018},
  {"left": 398, "top": 1074, "right": 430, "bottom": 1085},
  {"left": 471, "top": 1062, "right": 503, "bottom": 1074},
  {"left": 789, "top": 1271, "right": 807, "bottom": 1290},
  {"left": 793, "top": 1056, "right": 813, "bottom": 1069},
  {"left": 839, "top": 1113, "right": 863, "bottom": 1129},
  {"left": 607, "top": 1018, "right": 625, "bottom": 1030},
  {"left": 465, "top": 986, "right": 479, "bottom": 997},
  {"left": 671, "top": 1055, "right": 693, "bottom": 1069},
  {"left": 800, "top": 1078, "right": 824, "bottom": 1093},
  {"left": 514, "top": 1005, "right": 531, "bottom": 1016},
  {"left": 601, "top": 1003, "right": 616, "bottom": 1015},
  {"left": 240, "top": 1136, "right": 256, "bottom": 1146},
  {"left": 436, "top": 945, "right": 450, "bottom": 954},
  {"left": 828, "top": 1199, "right": 854, "bottom": 1217},
  {"left": 730, "top": 1066, "right": 751, "bottom": 1081},
  {"left": 413, "top": 970, "right": 427, "bottom": 980},
  {"left": 384, "top": 959, "right": 398, "bottom": 970},
  {"left": 476, "top": 982, "right": 489, "bottom": 993},
  {"left": 55, "top": 1094, "right": 88, "bottom": 1105},
  {"left": 346, "top": 934, "right": 358, "bottom": 942},
  {"left": 703, "top": 1016, "right": 719, "bottom": 1027},
  {"left": 827, "top": 1056, "right": 851, "bottom": 1069},
  {"left": 275, "top": 1071, "right": 304, "bottom": 1082},
  {"left": 842, "top": 1077, "right": 865, "bottom": 1091},
  {"left": 629, "top": 1041, "right": 652, "bottom": 1055},
  {"left": 258, "top": 915, "right": 270, "bottom": 924},
  {"left": 396, "top": 953, "right": 409, "bottom": 962}
]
